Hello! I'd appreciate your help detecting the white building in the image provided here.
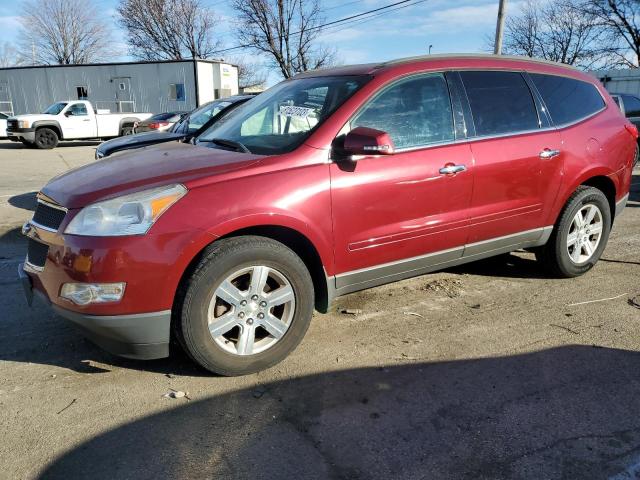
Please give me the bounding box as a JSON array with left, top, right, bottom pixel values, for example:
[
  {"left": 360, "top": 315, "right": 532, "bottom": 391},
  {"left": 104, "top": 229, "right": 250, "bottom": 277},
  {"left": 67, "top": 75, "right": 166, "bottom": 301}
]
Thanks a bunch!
[{"left": 0, "top": 59, "right": 239, "bottom": 116}]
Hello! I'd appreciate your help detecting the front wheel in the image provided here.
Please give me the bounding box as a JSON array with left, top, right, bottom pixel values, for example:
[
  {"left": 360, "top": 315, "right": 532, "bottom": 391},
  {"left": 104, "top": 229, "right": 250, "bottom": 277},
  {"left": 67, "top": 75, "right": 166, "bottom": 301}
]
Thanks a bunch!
[
  {"left": 176, "top": 236, "right": 314, "bottom": 376},
  {"left": 536, "top": 186, "right": 611, "bottom": 277},
  {"left": 34, "top": 127, "right": 59, "bottom": 149}
]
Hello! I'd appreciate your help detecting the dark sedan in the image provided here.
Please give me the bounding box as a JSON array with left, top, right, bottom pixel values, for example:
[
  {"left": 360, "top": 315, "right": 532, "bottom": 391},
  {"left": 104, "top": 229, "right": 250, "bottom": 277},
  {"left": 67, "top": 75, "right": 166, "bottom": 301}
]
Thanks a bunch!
[{"left": 96, "top": 96, "right": 252, "bottom": 159}]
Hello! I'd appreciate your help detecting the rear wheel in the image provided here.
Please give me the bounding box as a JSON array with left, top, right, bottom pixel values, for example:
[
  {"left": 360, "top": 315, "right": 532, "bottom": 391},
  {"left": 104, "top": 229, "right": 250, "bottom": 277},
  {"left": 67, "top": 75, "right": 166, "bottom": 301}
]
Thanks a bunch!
[
  {"left": 536, "top": 186, "right": 611, "bottom": 277},
  {"left": 34, "top": 127, "right": 59, "bottom": 149},
  {"left": 176, "top": 236, "right": 314, "bottom": 376},
  {"left": 120, "top": 124, "right": 134, "bottom": 136}
]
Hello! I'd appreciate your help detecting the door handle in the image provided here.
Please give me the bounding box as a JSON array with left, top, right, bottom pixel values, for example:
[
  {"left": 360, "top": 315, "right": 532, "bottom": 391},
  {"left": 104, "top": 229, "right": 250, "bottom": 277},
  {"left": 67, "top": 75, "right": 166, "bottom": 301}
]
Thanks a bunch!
[
  {"left": 539, "top": 148, "right": 561, "bottom": 159},
  {"left": 82, "top": 119, "right": 91, "bottom": 122},
  {"left": 439, "top": 164, "right": 467, "bottom": 175}
]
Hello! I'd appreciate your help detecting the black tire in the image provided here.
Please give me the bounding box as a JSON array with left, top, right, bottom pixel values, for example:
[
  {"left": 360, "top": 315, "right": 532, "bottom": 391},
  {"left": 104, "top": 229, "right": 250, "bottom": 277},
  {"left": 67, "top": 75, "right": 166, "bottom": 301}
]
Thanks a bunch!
[
  {"left": 176, "top": 236, "right": 314, "bottom": 376},
  {"left": 535, "top": 186, "right": 611, "bottom": 277},
  {"left": 120, "top": 125, "right": 134, "bottom": 136},
  {"left": 34, "top": 127, "right": 59, "bottom": 149}
]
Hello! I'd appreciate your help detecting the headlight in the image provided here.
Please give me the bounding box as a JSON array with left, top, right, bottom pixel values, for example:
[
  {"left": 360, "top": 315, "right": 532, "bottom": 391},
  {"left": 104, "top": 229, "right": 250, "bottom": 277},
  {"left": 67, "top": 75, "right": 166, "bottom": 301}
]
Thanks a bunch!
[
  {"left": 18, "top": 120, "right": 30, "bottom": 129},
  {"left": 65, "top": 184, "right": 187, "bottom": 236}
]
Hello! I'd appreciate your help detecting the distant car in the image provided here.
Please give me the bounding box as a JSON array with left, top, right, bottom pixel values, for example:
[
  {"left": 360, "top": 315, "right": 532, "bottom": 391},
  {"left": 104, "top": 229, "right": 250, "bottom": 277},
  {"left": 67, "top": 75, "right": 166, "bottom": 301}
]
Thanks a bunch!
[
  {"left": 134, "top": 111, "right": 188, "bottom": 133},
  {"left": 95, "top": 96, "right": 252, "bottom": 159},
  {"left": 0, "top": 112, "right": 7, "bottom": 138},
  {"left": 611, "top": 93, "right": 640, "bottom": 165}
]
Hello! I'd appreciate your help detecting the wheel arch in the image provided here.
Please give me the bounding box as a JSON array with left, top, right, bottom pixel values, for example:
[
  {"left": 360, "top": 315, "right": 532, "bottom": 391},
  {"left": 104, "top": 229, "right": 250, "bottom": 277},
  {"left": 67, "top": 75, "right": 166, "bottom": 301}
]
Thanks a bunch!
[
  {"left": 32, "top": 121, "right": 62, "bottom": 139},
  {"left": 580, "top": 175, "right": 616, "bottom": 222},
  {"left": 174, "top": 224, "right": 332, "bottom": 315},
  {"left": 118, "top": 117, "right": 141, "bottom": 134}
]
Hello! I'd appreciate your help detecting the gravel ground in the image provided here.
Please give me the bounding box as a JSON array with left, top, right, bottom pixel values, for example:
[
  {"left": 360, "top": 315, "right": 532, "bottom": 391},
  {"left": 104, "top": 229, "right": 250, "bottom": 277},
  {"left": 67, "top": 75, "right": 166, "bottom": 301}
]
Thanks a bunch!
[{"left": 1, "top": 140, "right": 640, "bottom": 479}]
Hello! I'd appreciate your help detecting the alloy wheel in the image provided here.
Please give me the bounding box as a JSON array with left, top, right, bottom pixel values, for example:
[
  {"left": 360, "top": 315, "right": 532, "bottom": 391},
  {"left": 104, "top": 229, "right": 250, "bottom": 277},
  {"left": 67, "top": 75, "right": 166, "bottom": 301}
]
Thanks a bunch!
[
  {"left": 566, "top": 204, "right": 603, "bottom": 264},
  {"left": 207, "top": 265, "right": 295, "bottom": 356}
]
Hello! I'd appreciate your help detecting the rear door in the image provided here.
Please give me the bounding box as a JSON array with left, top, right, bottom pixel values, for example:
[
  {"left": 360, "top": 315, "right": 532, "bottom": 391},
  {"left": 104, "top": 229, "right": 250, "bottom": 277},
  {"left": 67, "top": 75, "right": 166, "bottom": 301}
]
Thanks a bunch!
[
  {"left": 458, "top": 70, "right": 563, "bottom": 244},
  {"left": 329, "top": 72, "right": 475, "bottom": 289},
  {"left": 60, "top": 102, "right": 97, "bottom": 139}
]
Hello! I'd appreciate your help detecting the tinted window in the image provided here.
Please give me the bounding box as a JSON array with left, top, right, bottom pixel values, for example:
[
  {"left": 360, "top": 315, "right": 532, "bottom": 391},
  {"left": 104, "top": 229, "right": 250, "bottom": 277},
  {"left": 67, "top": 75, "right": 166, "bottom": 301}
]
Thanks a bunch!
[
  {"left": 350, "top": 73, "right": 454, "bottom": 149},
  {"left": 530, "top": 73, "right": 605, "bottom": 125},
  {"left": 0, "top": 113, "right": 7, "bottom": 119},
  {"left": 460, "top": 71, "right": 539, "bottom": 136},
  {"left": 621, "top": 94, "right": 640, "bottom": 117}
]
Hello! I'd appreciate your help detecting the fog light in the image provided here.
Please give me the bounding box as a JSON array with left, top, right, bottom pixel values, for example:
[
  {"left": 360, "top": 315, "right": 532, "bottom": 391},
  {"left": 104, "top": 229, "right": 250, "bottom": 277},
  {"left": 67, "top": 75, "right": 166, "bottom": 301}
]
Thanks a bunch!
[{"left": 60, "top": 283, "right": 126, "bottom": 305}]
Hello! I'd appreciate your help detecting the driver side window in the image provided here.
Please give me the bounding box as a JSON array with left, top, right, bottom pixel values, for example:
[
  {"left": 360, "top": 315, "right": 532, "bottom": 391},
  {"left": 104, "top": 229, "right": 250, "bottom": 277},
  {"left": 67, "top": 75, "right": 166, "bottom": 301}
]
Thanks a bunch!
[
  {"left": 68, "top": 103, "right": 88, "bottom": 116},
  {"left": 349, "top": 73, "right": 455, "bottom": 150}
]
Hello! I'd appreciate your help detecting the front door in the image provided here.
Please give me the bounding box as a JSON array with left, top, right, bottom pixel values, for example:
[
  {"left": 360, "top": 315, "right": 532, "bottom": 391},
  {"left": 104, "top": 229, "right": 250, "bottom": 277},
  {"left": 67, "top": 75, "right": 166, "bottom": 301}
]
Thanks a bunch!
[
  {"left": 330, "top": 73, "right": 475, "bottom": 291},
  {"left": 458, "top": 70, "right": 563, "bottom": 243},
  {"left": 60, "top": 102, "right": 96, "bottom": 139}
]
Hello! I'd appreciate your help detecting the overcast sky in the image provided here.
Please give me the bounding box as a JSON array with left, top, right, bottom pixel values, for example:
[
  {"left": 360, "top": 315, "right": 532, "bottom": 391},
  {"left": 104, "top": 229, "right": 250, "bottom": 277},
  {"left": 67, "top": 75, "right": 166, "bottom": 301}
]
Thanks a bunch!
[{"left": 0, "top": 0, "right": 517, "bottom": 81}]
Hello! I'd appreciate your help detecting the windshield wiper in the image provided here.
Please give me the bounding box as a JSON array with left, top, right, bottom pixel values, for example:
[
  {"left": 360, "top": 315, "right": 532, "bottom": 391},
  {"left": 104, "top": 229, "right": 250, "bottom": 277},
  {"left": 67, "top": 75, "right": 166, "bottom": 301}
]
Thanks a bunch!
[{"left": 202, "top": 137, "right": 251, "bottom": 153}]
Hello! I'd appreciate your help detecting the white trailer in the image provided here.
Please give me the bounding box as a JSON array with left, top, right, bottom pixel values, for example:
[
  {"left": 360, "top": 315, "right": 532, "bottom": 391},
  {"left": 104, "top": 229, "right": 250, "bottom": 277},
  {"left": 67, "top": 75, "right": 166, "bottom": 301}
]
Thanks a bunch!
[{"left": 6, "top": 100, "right": 152, "bottom": 149}]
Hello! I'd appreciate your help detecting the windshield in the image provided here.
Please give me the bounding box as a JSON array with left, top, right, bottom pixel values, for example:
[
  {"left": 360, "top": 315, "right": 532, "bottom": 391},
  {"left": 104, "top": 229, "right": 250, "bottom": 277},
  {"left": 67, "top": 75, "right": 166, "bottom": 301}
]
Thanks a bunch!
[
  {"left": 197, "top": 76, "right": 370, "bottom": 155},
  {"left": 43, "top": 102, "right": 68, "bottom": 115},
  {"left": 184, "top": 100, "right": 235, "bottom": 132}
]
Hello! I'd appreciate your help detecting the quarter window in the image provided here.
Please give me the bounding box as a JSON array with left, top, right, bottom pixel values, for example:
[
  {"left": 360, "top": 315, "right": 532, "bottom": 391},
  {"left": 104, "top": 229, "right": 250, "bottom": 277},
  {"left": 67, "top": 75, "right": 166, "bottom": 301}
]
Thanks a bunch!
[
  {"left": 460, "top": 71, "right": 539, "bottom": 136},
  {"left": 349, "top": 73, "right": 454, "bottom": 149},
  {"left": 530, "top": 73, "right": 605, "bottom": 125}
]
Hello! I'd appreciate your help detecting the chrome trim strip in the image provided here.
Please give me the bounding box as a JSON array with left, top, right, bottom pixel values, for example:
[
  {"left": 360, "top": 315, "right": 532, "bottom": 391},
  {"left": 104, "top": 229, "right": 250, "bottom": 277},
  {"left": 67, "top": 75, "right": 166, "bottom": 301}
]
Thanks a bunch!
[
  {"left": 36, "top": 197, "right": 68, "bottom": 212},
  {"left": 615, "top": 193, "right": 629, "bottom": 218},
  {"left": 333, "top": 226, "right": 554, "bottom": 296},
  {"left": 29, "top": 219, "right": 59, "bottom": 233},
  {"left": 24, "top": 258, "right": 44, "bottom": 273}
]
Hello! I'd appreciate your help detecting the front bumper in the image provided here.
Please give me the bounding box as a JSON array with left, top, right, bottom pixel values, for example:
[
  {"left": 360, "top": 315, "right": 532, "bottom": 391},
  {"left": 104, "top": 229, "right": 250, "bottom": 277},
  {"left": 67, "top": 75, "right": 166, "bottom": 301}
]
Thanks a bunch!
[
  {"left": 19, "top": 262, "right": 171, "bottom": 359},
  {"left": 7, "top": 129, "right": 35, "bottom": 142}
]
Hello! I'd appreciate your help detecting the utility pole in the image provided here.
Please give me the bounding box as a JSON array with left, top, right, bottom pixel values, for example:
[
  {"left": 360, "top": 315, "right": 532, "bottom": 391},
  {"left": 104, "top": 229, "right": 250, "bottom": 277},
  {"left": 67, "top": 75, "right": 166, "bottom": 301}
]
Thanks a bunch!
[{"left": 493, "top": 0, "right": 507, "bottom": 55}]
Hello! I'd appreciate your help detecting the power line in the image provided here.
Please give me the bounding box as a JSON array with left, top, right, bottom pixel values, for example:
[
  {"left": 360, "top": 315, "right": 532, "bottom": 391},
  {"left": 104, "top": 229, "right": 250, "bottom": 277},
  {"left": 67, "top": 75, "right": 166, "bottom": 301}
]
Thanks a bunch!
[{"left": 210, "top": 0, "right": 426, "bottom": 55}]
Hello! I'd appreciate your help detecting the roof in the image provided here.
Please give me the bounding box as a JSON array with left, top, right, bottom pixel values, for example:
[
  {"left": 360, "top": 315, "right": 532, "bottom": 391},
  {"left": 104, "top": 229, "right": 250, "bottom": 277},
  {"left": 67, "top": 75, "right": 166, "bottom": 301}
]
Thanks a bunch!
[
  {"left": 293, "top": 53, "right": 582, "bottom": 79},
  {"left": 0, "top": 58, "right": 238, "bottom": 72}
]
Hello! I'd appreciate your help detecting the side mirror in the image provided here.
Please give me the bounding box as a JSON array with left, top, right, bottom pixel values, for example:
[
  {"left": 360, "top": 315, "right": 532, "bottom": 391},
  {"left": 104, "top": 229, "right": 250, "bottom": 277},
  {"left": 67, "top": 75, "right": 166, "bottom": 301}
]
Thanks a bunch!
[
  {"left": 343, "top": 126, "right": 395, "bottom": 156},
  {"left": 64, "top": 111, "right": 73, "bottom": 117}
]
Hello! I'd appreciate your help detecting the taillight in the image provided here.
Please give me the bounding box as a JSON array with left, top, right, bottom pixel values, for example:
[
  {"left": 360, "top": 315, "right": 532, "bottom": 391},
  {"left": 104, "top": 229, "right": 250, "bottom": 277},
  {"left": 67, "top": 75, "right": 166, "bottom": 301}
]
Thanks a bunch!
[
  {"left": 149, "top": 121, "right": 170, "bottom": 130},
  {"left": 625, "top": 123, "right": 638, "bottom": 139}
]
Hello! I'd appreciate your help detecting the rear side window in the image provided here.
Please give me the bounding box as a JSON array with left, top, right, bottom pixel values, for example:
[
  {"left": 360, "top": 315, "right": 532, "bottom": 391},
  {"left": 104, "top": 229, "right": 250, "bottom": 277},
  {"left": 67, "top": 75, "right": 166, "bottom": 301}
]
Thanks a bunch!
[
  {"left": 350, "top": 73, "right": 455, "bottom": 149},
  {"left": 530, "top": 74, "right": 605, "bottom": 125},
  {"left": 460, "top": 71, "right": 539, "bottom": 137},
  {"left": 621, "top": 94, "right": 640, "bottom": 117}
]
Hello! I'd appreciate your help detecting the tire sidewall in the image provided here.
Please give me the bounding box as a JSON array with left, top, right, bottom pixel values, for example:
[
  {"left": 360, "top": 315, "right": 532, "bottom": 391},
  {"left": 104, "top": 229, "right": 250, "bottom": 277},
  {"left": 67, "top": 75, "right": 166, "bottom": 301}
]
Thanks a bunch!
[
  {"left": 181, "top": 240, "right": 314, "bottom": 375},
  {"left": 554, "top": 189, "right": 611, "bottom": 276},
  {"left": 35, "top": 128, "right": 58, "bottom": 149}
]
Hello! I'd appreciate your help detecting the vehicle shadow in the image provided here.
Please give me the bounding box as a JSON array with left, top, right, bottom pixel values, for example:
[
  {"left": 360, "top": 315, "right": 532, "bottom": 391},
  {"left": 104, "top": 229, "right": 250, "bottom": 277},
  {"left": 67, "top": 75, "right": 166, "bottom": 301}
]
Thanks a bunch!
[
  {"left": 8, "top": 191, "right": 37, "bottom": 211},
  {"left": 39, "top": 345, "right": 640, "bottom": 479},
  {"left": 446, "top": 251, "right": 549, "bottom": 280}
]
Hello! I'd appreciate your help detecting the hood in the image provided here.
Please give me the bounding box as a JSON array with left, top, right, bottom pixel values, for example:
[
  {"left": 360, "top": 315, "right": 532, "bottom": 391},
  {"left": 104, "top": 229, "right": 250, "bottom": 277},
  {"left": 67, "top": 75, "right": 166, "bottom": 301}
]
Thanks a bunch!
[
  {"left": 42, "top": 142, "right": 264, "bottom": 208},
  {"left": 97, "top": 131, "right": 183, "bottom": 154},
  {"left": 11, "top": 114, "right": 53, "bottom": 121}
]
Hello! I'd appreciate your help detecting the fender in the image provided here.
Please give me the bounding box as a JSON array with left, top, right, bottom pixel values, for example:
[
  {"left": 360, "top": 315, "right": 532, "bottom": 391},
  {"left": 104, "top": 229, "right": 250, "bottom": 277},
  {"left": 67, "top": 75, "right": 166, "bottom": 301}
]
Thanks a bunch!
[
  {"left": 32, "top": 120, "right": 63, "bottom": 139},
  {"left": 548, "top": 165, "right": 618, "bottom": 225},
  {"left": 205, "top": 213, "right": 335, "bottom": 275}
]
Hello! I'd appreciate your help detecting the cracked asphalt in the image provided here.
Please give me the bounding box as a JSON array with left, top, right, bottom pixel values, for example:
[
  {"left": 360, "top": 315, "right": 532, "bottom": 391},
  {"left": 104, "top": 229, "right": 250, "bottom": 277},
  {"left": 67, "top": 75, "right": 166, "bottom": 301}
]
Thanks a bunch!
[{"left": 1, "top": 140, "right": 640, "bottom": 479}]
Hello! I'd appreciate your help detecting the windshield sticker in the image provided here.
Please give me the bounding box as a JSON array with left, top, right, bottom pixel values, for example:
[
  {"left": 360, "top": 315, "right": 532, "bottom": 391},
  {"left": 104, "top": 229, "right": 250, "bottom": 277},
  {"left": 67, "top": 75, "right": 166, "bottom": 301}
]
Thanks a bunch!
[{"left": 278, "top": 105, "right": 314, "bottom": 119}]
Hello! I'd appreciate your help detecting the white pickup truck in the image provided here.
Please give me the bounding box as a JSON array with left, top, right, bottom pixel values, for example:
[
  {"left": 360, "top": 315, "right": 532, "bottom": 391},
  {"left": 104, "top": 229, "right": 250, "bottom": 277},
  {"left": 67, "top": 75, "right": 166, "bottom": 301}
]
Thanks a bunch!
[{"left": 6, "top": 100, "right": 152, "bottom": 149}]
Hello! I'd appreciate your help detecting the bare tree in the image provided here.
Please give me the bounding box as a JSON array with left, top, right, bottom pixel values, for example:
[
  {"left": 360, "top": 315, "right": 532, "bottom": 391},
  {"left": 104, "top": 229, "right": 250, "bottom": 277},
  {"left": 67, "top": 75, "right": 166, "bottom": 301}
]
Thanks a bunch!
[
  {"left": 232, "top": 0, "right": 336, "bottom": 79},
  {"left": 501, "top": 0, "right": 614, "bottom": 69},
  {"left": 0, "top": 42, "right": 25, "bottom": 68},
  {"left": 117, "top": 0, "right": 222, "bottom": 60},
  {"left": 231, "top": 57, "right": 267, "bottom": 91},
  {"left": 18, "top": 0, "right": 115, "bottom": 65},
  {"left": 578, "top": 0, "right": 640, "bottom": 67}
]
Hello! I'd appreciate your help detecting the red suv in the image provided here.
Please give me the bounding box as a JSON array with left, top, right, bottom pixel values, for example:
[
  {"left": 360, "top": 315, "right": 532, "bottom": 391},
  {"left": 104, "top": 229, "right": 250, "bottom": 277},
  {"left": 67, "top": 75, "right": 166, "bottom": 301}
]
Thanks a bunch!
[{"left": 19, "top": 55, "right": 636, "bottom": 375}]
